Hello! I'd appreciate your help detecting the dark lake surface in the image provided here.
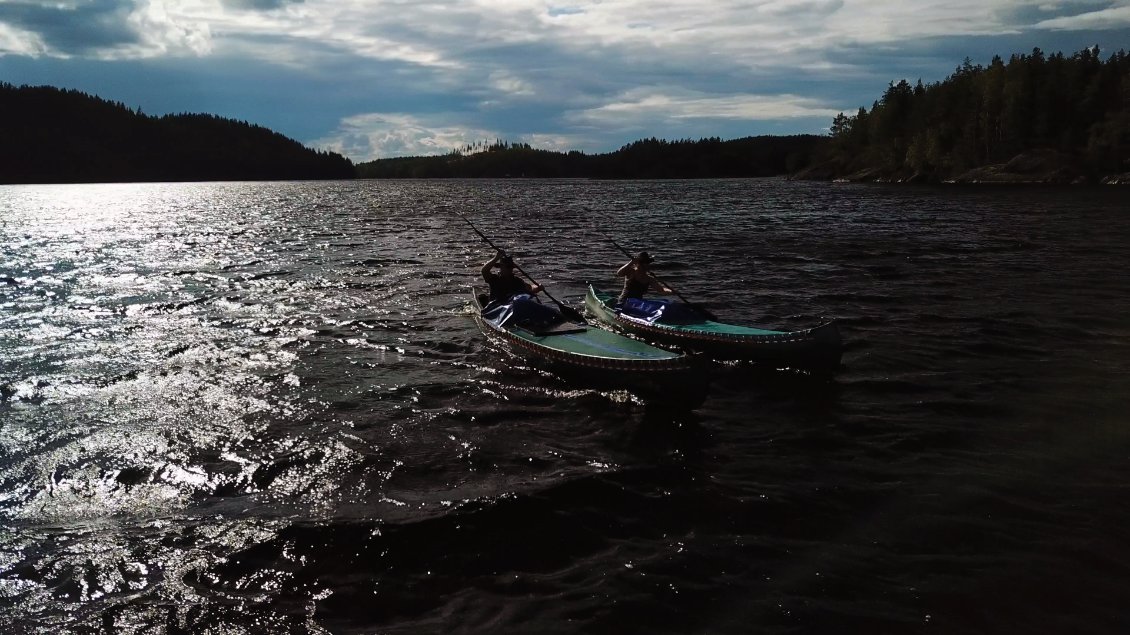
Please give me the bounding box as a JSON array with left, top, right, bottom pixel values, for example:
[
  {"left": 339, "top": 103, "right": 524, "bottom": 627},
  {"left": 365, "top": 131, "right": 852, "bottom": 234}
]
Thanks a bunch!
[{"left": 1, "top": 179, "right": 1128, "bottom": 634}]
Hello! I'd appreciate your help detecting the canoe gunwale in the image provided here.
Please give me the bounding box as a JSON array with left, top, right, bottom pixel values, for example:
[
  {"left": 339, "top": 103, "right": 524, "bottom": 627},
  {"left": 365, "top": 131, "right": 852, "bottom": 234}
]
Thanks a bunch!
[{"left": 614, "top": 310, "right": 839, "bottom": 345}]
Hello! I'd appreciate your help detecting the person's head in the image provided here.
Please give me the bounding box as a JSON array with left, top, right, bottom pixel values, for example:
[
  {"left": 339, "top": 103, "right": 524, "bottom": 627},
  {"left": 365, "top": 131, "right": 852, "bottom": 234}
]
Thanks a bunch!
[
  {"left": 498, "top": 255, "right": 516, "bottom": 275},
  {"left": 635, "top": 251, "right": 654, "bottom": 268}
]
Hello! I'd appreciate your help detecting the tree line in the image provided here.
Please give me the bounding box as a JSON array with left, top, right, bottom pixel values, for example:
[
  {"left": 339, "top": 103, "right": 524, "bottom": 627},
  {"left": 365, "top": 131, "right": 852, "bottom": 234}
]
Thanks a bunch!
[
  {"left": 355, "top": 136, "right": 825, "bottom": 179},
  {"left": 1, "top": 83, "right": 355, "bottom": 184},
  {"left": 818, "top": 46, "right": 1130, "bottom": 181}
]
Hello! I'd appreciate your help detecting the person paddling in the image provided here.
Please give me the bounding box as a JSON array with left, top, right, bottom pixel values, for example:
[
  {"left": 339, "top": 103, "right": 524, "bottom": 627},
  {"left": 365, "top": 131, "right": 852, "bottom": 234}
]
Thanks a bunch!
[
  {"left": 616, "top": 251, "right": 673, "bottom": 303},
  {"left": 482, "top": 250, "right": 543, "bottom": 303}
]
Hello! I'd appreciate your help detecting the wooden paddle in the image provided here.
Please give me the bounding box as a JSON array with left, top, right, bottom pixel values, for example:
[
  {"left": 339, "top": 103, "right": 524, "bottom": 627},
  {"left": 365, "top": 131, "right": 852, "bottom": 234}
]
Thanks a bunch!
[
  {"left": 459, "top": 213, "right": 587, "bottom": 323},
  {"left": 606, "top": 236, "right": 719, "bottom": 320}
]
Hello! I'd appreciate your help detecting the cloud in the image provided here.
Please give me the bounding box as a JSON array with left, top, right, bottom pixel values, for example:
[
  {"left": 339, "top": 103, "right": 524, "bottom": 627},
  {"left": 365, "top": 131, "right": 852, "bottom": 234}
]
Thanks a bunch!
[
  {"left": 0, "top": 0, "right": 213, "bottom": 59},
  {"left": 823, "top": 1, "right": 1029, "bottom": 45},
  {"left": 1033, "top": 3, "right": 1130, "bottom": 29},
  {"left": 311, "top": 112, "right": 500, "bottom": 161},
  {"left": 222, "top": 0, "right": 305, "bottom": 9},
  {"left": 0, "top": 0, "right": 139, "bottom": 56},
  {"left": 571, "top": 88, "right": 840, "bottom": 125},
  {"left": 311, "top": 110, "right": 609, "bottom": 161},
  {"left": 757, "top": 0, "right": 846, "bottom": 17},
  {"left": 1, "top": 0, "right": 1098, "bottom": 71},
  {"left": 0, "top": 21, "right": 49, "bottom": 57},
  {"left": 522, "top": 132, "right": 595, "bottom": 152},
  {"left": 487, "top": 70, "right": 537, "bottom": 99},
  {"left": 1, "top": 1, "right": 1032, "bottom": 67}
]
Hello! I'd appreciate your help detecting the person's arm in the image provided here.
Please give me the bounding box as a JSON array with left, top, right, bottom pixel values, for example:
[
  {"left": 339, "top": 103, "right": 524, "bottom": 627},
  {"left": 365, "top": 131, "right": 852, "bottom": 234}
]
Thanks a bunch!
[
  {"left": 511, "top": 262, "right": 541, "bottom": 295},
  {"left": 481, "top": 251, "right": 502, "bottom": 280},
  {"left": 616, "top": 259, "right": 635, "bottom": 277}
]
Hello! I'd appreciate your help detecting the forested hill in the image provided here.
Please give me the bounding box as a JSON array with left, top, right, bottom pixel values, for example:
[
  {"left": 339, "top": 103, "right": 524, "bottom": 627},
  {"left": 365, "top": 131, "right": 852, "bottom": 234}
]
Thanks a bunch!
[
  {"left": 0, "top": 84, "right": 355, "bottom": 184},
  {"left": 356, "top": 136, "right": 825, "bottom": 179},
  {"left": 805, "top": 46, "right": 1130, "bottom": 183}
]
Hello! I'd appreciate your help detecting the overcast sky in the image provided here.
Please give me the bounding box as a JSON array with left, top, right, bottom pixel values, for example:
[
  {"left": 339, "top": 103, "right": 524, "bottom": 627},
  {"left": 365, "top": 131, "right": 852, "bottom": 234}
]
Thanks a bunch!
[{"left": 2, "top": 1, "right": 1129, "bottom": 161}]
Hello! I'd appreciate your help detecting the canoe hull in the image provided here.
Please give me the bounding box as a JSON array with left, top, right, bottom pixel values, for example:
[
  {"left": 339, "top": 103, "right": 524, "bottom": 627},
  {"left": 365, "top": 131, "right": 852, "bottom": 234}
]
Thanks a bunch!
[
  {"left": 471, "top": 289, "right": 708, "bottom": 405},
  {"left": 585, "top": 285, "right": 842, "bottom": 373}
]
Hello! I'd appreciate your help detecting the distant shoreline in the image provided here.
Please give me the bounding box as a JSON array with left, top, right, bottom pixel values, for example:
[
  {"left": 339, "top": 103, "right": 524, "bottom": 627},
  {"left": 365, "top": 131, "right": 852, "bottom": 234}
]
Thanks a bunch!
[
  {"left": 2, "top": 173, "right": 1126, "bottom": 186},
  {"left": 792, "top": 150, "right": 1130, "bottom": 185}
]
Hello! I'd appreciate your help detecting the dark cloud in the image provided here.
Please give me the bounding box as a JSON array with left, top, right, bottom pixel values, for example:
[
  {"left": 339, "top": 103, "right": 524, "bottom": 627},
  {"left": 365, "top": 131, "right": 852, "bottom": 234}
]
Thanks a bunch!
[
  {"left": 0, "top": 0, "right": 139, "bottom": 55},
  {"left": 220, "top": 0, "right": 305, "bottom": 10}
]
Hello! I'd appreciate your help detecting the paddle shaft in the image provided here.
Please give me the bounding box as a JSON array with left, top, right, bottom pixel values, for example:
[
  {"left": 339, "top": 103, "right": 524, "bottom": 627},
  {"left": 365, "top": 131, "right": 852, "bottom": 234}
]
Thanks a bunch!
[
  {"left": 607, "top": 237, "right": 718, "bottom": 320},
  {"left": 459, "top": 215, "right": 584, "bottom": 321}
]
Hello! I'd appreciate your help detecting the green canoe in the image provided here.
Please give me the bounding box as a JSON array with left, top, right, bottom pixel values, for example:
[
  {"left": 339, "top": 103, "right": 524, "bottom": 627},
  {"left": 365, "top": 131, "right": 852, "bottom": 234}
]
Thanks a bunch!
[
  {"left": 585, "top": 284, "right": 842, "bottom": 373},
  {"left": 471, "top": 288, "right": 707, "bottom": 403}
]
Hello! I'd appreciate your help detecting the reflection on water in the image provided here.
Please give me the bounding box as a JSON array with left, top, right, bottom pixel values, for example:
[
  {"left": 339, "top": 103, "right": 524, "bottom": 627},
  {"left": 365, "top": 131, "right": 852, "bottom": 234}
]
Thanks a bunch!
[{"left": 1, "top": 180, "right": 1129, "bottom": 633}]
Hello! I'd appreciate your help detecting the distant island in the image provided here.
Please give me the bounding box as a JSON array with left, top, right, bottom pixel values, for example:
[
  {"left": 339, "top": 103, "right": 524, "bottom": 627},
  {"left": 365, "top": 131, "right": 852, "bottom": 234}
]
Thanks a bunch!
[
  {"left": 355, "top": 136, "right": 824, "bottom": 179},
  {"left": 4, "top": 44, "right": 1126, "bottom": 185},
  {"left": 0, "top": 83, "right": 355, "bottom": 184}
]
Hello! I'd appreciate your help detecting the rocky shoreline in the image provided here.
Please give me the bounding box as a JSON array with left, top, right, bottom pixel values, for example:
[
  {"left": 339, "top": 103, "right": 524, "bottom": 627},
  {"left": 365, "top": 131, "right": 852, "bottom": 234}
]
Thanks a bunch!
[{"left": 794, "top": 149, "right": 1128, "bottom": 185}]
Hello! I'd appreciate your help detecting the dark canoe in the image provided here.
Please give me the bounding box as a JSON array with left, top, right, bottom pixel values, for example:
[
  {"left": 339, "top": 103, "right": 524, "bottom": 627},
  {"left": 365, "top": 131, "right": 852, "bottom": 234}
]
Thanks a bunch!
[
  {"left": 471, "top": 289, "right": 707, "bottom": 404},
  {"left": 585, "top": 284, "right": 842, "bottom": 373}
]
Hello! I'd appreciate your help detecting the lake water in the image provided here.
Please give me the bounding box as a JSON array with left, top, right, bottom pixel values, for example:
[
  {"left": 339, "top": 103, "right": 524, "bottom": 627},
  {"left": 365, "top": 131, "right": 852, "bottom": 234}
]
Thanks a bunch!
[{"left": 1, "top": 179, "right": 1128, "bottom": 633}]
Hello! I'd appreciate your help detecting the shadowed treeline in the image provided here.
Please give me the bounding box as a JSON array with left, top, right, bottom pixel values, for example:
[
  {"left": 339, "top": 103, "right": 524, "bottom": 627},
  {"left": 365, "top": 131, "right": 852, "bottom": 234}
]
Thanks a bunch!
[
  {"left": 0, "top": 83, "right": 355, "bottom": 184},
  {"left": 807, "top": 46, "right": 1130, "bottom": 183},
  {"left": 355, "top": 136, "right": 825, "bottom": 179}
]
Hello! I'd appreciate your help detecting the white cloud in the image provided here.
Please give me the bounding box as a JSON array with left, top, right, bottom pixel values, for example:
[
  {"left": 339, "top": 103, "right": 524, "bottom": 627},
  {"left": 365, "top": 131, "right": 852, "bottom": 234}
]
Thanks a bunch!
[
  {"left": 310, "top": 112, "right": 500, "bottom": 160},
  {"left": 757, "top": 0, "right": 845, "bottom": 17},
  {"left": 0, "top": 22, "right": 48, "bottom": 57},
  {"left": 505, "top": 0, "right": 1032, "bottom": 62},
  {"left": 825, "top": 1, "right": 1029, "bottom": 45},
  {"left": 571, "top": 88, "right": 840, "bottom": 125},
  {"left": 1034, "top": 4, "right": 1130, "bottom": 30},
  {"left": 487, "top": 70, "right": 537, "bottom": 98},
  {"left": 125, "top": 0, "right": 214, "bottom": 57},
  {"left": 521, "top": 132, "right": 597, "bottom": 152},
  {"left": 311, "top": 111, "right": 606, "bottom": 160},
  {"left": 203, "top": 1, "right": 465, "bottom": 68}
]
